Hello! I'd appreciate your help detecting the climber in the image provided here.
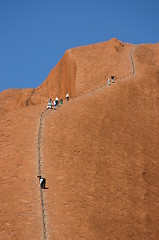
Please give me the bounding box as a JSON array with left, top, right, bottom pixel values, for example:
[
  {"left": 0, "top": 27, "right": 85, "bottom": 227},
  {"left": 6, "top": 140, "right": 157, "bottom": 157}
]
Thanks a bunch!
[
  {"left": 53, "top": 100, "right": 56, "bottom": 110},
  {"left": 55, "top": 97, "right": 59, "bottom": 106},
  {"left": 66, "top": 93, "right": 69, "bottom": 101},
  {"left": 107, "top": 78, "right": 110, "bottom": 86},
  {"left": 60, "top": 98, "right": 63, "bottom": 104},
  {"left": 111, "top": 76, "right": 115, "bottom": 83},
  {"left": 47, "top": 98, "right": 52, "bottom": 103},
  {"left": 37, "top": 176, "right": 46, "bottom": 189},
  {"left": 47, "top": 98, "right": 53, "bottom": 109}
]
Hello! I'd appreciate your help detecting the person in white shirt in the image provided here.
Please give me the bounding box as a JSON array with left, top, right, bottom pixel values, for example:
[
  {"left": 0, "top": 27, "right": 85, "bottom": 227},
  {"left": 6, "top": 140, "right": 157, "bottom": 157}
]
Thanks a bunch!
[
  {"left": 53, "top": 100, "right": 56, "bottom": 110},
  {"left": 66, "top": 93, "right": 69, "bottom": 101},
  {"left": 107, "top": 78, "right": 110, "bottom": 86}
]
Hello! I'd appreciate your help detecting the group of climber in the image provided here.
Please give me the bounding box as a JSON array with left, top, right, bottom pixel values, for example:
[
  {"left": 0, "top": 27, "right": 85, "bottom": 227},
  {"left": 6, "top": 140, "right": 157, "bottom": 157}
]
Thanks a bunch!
[
  {"left": 38, "top": 93, "right": 70, "bottom": 190},
  {"left": 47, "top": 93, "right": 69, "bottom": 110},
  {"left": 107, "top": 76, "right": 115, "bottom": 86}
]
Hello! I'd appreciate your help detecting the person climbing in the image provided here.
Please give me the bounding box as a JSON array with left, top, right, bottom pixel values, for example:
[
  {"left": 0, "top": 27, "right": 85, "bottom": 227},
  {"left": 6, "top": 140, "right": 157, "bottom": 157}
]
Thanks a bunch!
[
  {"left": 111, "top": 75, "right": 115, "bottom": 83},
  {"left": 55, "top": 97, "right": 59, "bottom": 106},
  {"left": 37, "top": 176, "right": 46, "bottom": 189},
  {"left": 60, "top": 98, "right": 63, "bottom": 104},
  {"left": 53, "top": 100, "right": 56, "bottom": 110},
  {"left": 107, "top": 78, "right": 110, "bottom": 86},
  {"left": 47, "top": 98, "right": 53, "bottom": 109},
  {"left": 66, "top": 93, "right": 69, "bottom": 101}
]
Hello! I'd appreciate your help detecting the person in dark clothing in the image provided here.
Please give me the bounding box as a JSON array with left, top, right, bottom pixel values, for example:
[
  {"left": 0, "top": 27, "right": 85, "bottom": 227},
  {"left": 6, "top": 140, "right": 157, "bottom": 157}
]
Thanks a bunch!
[{"left": 37, "top": 176, "right": 46, "bottom": 189}]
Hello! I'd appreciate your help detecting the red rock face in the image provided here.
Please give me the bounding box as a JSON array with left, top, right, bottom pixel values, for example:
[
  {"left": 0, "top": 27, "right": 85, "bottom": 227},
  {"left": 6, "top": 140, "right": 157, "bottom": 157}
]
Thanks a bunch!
[{"left": 0, "top": 38, "right": 159, "bottom": 239}]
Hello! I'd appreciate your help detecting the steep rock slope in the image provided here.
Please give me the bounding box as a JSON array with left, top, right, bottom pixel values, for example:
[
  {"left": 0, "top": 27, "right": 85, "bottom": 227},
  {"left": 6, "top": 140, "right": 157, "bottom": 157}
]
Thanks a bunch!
[
  {"left": 32, "top": 38, "right": 132, "bottom": 103},
  {"left": 0, "top": 105, "right": 44, "bottom": 239},
  {"left": 42, "top": 43, "right": 159, "bottom": 239},
  {"left": 0, "top": 38, "right": 133, "bottom": 109},
  {"left": 0, "top": 39, "right": 159, "bottom": 239}
]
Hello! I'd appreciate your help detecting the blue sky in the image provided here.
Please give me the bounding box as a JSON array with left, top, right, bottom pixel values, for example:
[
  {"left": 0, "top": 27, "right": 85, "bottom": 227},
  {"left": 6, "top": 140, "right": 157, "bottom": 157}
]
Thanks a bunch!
[{"left": 0, "top": 0, "right": 159, "bottom": 92}]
